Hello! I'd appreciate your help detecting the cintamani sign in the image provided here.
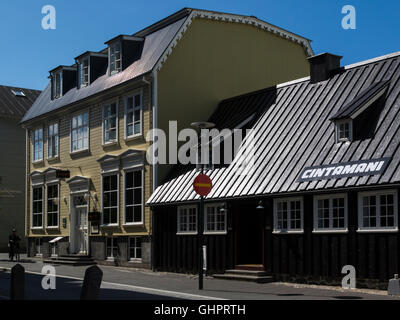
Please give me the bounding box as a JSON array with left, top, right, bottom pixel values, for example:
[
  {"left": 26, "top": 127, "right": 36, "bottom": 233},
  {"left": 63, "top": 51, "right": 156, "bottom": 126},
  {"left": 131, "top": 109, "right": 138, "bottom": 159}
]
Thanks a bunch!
[{"left": 297, "top": 158, "right": 391, "bottom": 182}]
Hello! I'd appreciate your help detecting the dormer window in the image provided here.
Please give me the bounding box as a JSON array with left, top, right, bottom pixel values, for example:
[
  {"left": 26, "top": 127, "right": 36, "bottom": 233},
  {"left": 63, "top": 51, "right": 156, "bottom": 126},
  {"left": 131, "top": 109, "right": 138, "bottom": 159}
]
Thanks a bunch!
[
  {"left": 78, "top": 58, "right": 89, "bottom": 88},
  {"left": 52, "top": 71, "right": 62, "bottom": 99},
  {"left": 109, "top": 42, "right": 121, "bottom": 75},
  {"left": 336, "top": 119, "right": 352, "bottom": 142}
]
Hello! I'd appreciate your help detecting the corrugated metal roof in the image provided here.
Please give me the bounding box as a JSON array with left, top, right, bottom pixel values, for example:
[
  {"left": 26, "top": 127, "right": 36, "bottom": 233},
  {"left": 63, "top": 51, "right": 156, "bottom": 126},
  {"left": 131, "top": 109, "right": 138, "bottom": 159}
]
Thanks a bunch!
[
  {"left": 21, "top": 16, "right": 188, "bottom": 123},
  {"left": 148, "top": 52, "right": 400, "bottom": 205},
  {"left": 0, "top": 85, "right": 41, "bottom": 120}
]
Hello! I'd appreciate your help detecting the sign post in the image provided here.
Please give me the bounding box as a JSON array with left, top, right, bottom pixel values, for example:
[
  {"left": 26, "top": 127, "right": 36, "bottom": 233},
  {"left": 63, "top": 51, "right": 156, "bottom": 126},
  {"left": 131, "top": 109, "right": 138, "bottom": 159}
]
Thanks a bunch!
[{"left": 193, "top": 173, "right": 212, "bottom": 290}]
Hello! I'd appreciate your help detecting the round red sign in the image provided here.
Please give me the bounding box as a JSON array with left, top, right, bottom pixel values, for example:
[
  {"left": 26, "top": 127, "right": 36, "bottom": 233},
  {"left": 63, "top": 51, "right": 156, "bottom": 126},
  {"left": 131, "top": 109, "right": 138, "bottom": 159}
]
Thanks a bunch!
[{"left": 193, "top": 174, "right": 212, "bottom": 196}]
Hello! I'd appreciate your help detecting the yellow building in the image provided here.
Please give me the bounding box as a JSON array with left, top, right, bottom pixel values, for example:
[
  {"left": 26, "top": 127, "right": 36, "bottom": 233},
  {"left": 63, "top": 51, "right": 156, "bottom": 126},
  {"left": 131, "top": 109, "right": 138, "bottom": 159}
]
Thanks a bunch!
[{"left": 21, "top": 8, "right": 313, "bottom": 267}]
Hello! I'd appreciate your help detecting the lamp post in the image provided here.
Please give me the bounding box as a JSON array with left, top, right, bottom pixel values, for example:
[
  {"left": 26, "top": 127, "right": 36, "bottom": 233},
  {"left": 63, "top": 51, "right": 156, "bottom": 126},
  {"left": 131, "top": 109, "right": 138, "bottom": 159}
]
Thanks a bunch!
[{"left": 191, "top": 121, "right": 215, "bottom": 290}]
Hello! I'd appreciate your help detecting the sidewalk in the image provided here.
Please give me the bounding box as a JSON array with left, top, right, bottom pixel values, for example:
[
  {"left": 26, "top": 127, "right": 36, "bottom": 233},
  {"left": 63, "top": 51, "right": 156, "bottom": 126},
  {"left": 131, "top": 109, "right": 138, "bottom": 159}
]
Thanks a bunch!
[{"left": 0, "top": 253, "right": 397, "bottom": 300}]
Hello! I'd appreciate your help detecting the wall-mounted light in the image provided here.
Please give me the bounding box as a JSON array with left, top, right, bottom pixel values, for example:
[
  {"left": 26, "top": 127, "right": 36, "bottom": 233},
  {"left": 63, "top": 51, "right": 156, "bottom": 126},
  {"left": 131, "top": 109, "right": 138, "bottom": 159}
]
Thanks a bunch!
[
  {"left": 256, "top": 200, "right": 265, "bottom": 211},
  {"left": 62, "top": 196, "right": 67, "bottom": 204},
  {"left": 219, "top": 203, "right": 227, "bottom": 214},
  {"left": 84, "top": 193, "right": 89, "bottom": 201}
]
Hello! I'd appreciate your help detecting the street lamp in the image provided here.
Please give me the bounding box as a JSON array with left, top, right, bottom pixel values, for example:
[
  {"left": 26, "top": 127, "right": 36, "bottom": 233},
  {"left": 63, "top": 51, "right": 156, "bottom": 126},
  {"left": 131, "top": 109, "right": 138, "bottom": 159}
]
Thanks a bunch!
[{"left": 191, "top": 121, "right": 215, "bottom": 290}]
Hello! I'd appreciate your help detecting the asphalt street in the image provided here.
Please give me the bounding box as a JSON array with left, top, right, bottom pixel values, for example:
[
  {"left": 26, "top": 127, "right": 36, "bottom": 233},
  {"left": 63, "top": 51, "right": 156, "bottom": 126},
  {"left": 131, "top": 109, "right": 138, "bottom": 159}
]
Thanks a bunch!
[{"left": 0, "top": 254, "right": 398, "bottom": 300}]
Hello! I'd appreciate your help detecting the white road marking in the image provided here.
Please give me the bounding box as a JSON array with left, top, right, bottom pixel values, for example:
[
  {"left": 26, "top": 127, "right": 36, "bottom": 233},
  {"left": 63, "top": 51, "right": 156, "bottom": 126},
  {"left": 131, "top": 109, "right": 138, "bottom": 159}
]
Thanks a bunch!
[{"left": 0, "top": 266, "right": 225, "bottom": 300}]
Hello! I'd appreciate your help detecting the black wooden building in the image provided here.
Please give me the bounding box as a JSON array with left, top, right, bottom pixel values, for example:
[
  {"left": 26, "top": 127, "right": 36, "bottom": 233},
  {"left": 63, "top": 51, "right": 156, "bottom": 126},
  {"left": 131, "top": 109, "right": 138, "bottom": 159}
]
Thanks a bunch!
[{"left": 147, "top": 51, "right": 400, "bottom": 288}]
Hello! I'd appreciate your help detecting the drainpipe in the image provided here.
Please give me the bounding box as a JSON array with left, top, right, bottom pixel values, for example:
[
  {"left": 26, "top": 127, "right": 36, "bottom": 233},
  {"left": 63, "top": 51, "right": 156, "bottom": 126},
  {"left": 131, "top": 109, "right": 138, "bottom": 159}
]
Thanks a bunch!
[
  {"left": 24, "top": 128, "right": 29, "bottom": 253},
  {"left": 151, "top": 69, "right": 158, "bottom": 270}
]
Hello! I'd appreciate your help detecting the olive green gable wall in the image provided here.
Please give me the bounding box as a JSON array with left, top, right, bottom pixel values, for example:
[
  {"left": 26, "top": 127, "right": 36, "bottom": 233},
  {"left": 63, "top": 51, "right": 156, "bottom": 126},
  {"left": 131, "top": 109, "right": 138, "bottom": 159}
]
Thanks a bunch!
[{"left": 157, "top": 18, "right": 310, "bottom": 181}]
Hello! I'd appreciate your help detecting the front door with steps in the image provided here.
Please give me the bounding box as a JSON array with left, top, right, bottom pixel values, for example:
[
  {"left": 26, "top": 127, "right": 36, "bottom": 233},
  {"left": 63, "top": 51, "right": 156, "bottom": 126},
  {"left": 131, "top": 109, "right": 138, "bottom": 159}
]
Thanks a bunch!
[{"left": 71, "top": 194, "right": 89, "bottom": 255}]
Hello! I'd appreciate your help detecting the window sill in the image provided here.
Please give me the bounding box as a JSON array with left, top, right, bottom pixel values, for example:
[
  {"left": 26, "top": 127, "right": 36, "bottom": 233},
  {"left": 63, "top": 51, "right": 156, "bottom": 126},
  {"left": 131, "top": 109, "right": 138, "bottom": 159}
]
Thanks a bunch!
[
  {"left": 106, "top": 257, "right": 116, "bottom": 261},
  {"left": 101, "top": 224, "right": 119, "bottom": 228},
  {"left": 123, "top": 222, "right": 144, "bottom": 227},
  {"left": 31, "top": 227, "right": 44, "bottom": 230},
  {"left": 32, "top": 159, "right": 44, "bottom": 165},
  {"left": 313, "top": 229, "right": 348, "bottom": 234},
  {"left": 46, "top": 226, "right": 60, "bottom": 230},
  {"left": 70, "top": 148, "right": 89, "bottom": 156},
  {"left": 357, "top": 228, "right": 398, "bottom": 233},
  {"left": 204, "top": 231, "right": 227, "bottom": 235},
  {"left": 47, "top": 156, "right": 60, "bottom": 161},
  {"left": 272, "top": 230, "right": 304, "bottom": 234},
  {"left": 102, "top": 141, "right": 119, "bottom": 147},
  {"left": 176, "top": 232, "right": 198, "bottom": 236},
  {"left": 129, "top": 258, "right": 142, "bottom": 263},
  {"left": 125, "top": 134, "right": 143, "bottom": 142}
]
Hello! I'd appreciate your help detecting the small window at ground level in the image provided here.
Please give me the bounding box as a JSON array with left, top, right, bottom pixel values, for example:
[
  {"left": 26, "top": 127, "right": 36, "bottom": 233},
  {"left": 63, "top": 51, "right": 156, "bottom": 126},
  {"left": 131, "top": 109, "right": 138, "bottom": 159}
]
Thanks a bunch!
[
  {"left": 273, "top": 198, "right": 303, "bottom": 232},
  {"left": 129, "top": 237, "right": 142, "bottom": 261},
  {"left": 106, "top": 237, "right": 118, "bottom": 259},
  {"left": 358, "top": 190, "right": 398, "bottom": 230},
  {"left": 177, "top": 206, "right": 197, "bottom": 233},
  {"left": 313, "top": 194, "right": 347, "bottom": 231}
]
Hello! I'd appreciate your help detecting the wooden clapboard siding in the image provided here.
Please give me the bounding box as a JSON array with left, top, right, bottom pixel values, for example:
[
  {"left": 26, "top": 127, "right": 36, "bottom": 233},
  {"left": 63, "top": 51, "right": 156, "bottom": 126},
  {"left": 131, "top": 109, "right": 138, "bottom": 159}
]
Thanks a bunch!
[
  {"left": 153, "top": 189, "right": 400, "bottom": 285},
  {"left": 26, "top": 81, "right": 152, "bottom": 238}
]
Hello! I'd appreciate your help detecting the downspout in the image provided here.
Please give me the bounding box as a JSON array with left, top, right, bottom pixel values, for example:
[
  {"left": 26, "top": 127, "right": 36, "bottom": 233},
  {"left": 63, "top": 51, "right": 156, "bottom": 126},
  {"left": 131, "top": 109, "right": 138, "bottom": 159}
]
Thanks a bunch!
[
  {"left": 24, "top": 128, "right": 29, "bottom": 253},
  {"left": 151, "top": 69, "right": 158, "bottom": 270}
]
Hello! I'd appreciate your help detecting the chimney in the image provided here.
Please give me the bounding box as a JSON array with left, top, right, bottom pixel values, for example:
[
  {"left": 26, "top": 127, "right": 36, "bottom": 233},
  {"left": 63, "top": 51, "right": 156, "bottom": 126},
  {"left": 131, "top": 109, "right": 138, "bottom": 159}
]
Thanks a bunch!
[{"left": 307, "top": 53, "right": 342, "bottom": 84}]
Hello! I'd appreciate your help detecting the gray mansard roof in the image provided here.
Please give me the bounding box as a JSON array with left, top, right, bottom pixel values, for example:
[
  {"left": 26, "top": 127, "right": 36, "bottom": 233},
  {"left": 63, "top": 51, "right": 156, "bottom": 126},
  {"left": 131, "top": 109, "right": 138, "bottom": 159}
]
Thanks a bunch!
[{"left": 148, "top": 51, "right": 400, "bottom": 205}]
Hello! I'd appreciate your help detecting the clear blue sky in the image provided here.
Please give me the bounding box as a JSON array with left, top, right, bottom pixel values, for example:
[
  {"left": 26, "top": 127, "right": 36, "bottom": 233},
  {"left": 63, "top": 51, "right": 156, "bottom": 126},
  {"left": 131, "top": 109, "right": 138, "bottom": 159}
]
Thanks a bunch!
[{"left": 1, "top": 0, "right": 399, "bottom": 90}]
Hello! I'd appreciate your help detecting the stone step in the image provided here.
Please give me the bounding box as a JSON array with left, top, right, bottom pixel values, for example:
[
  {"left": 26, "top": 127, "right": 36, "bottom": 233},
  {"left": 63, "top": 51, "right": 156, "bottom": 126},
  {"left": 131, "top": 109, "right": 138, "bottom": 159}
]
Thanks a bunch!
[
  {"left": 224, "top": 269, "right": 269, "bottom": 276},
  {"left": 43, "top": 258, "right": 97, "bottom": 266},
  {"left": 56, "top": 255, "right": 94, "bottom": 261},
  {"left": 213, "top": 273, "right": 275, "bottom": 283}
]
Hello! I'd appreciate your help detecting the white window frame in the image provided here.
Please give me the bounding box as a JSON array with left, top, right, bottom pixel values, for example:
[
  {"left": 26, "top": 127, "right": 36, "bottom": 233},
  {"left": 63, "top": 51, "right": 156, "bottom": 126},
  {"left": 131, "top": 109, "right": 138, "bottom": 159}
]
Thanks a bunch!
[
  {"left": 101, "top": 173, "right": 119, "bottom": 227},
  {"left": 357, "top": 189, "right": 398, "bottom": 232},
  {"left": 35, "top": 238, "right": 42, "bottom": 256},
  {"left": 46, "top": 182, "right": 60, "bottom": 229},
  {"left": 78, "top": 57, "right": 89, "bottom": 88},
  {"left": 47, "top": 122, "right": 59, "bottom": 159},
  {"left": 106, "top": 237, "right": 118, "bottom": 260},
  {"left": 313, "top": 194, "right": 348, "bottom": 233},
  {"left": 102, "top": 101, "right": 119, "bottom": 145},
  {"left": 335, "top": 119, "right": 353, "bottom": 143},
  {"left": 31, "top": 185, "right": 44, "bottom": 229},
  {"left": 177, "top": 205, "right": 198, "bottom": 235},
  {"left": 52, "top": 71, "right": 62, "bottom": 99},
  {"left": 123, "top": 168, "right": 144, "bottom": 226},
  {"left": 70, "top": 111, "right": 89, "bottom": 153},
  {"left": 204, "top": 203, "right": 227, "bottom": 234},
  {"left": 109, "top": 41, "right": 122, "bottom": 75},
  {"left": 124, "top": 90, "right": 143, "bottom": 139},
  {"left": 128, "top": 236, "right": 142, "bottom": 262},
  {"left": 33, "top": 128, "right": 43, "bottom": 162},
  {"left": 273, "top": 197, "right": 304, "bottom": 234}
]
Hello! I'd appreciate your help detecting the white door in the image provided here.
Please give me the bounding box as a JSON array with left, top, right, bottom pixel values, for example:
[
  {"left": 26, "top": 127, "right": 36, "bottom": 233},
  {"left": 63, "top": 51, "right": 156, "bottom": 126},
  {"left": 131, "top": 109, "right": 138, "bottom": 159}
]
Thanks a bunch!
[{"left": 76, "top": 207, "right": 88, "bottom": 254}]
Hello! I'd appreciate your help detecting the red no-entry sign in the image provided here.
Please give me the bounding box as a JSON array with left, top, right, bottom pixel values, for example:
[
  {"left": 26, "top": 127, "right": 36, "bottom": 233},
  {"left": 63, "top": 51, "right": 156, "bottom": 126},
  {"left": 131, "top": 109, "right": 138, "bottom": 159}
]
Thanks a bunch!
[{"left": 193, "top": 174, "right": 212, "bottom": 196}]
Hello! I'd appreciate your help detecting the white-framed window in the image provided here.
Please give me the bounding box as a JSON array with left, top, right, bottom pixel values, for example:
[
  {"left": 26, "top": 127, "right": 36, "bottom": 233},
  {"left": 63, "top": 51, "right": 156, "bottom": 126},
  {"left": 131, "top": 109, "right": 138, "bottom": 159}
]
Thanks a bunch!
[
  {"left": 102, "top": 174, "right": 119, "bottom": 225},
  {"left": 177, "top": 205, "right": 197, "bottom": 234},
  {"left": 358, "top": 190, "right": 398, "bottom": 231},
  {"left": 33, "top": 128, "right": 43, "bottom": 162},
  {"left": 204, "top": 203, "right": 227, "bottom": 233},
  {"left": 106, "top": 237, "right": 118, "bottom": 259},
  {"left": 313, "top": 194, "right": 348, "bottom": 232},
  {"left": 32, "top": 186, "right": 44, "bottom": 228},
  {"left": 47, "top": 122, "right": 59, "bottom": 158},
  {"left": 46, "top": 184, "right": 59, "bottom": 228},
  {"left": 125, "top": 92, "right": 142, "bottom": 137},
  {"left": 71, "top": 112, "right": 89, "bottom": 152},
  {"left": 103, "top": 102, "right": 118, "bottom": 144},
  {"left": 78, "top": 58, "right": 89, "bottom": 88},
  {"left": 273, "top": 197, "right": 303, "bottom": 233},
  {"left": 109, "top": 42, "right": 121, "bottom": 75},
  {"left": 336, "top": 119, "right": 352, "bottom": 142},
  {"left": 124, "top": 169, "right": 143, "bottom": 225},
  {"left": 35, "top": 238, "right": 42, "bottom": 256},
  {"left": 52, "top": 71, "right": 62, "bottom": 99},
  {"left": 129, "top": 237, "right": 142, "bottom": 261}
]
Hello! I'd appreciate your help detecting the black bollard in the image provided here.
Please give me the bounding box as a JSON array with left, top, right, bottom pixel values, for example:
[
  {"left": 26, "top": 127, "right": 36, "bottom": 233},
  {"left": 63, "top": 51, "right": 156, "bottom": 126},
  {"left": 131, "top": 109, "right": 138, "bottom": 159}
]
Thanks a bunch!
[
  {"left": 80, "top": 265, "right": 103, "bottom": 300},
  {"left": 10, "top": 264, "right": 25, "bottom": 300}
]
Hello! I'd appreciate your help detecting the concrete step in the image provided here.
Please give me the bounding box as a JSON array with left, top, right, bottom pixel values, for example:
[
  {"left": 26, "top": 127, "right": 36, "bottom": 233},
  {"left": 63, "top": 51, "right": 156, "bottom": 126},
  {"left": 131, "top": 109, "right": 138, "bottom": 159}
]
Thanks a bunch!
[
  {"left": 213, "top": 273, "right": 275, "bottom": 283},
  {"left": 57, "top": 255, "right": 94, "bottom": 261},
  {"left": 224, "top": 269, "right": 269, "bottom": 276}
]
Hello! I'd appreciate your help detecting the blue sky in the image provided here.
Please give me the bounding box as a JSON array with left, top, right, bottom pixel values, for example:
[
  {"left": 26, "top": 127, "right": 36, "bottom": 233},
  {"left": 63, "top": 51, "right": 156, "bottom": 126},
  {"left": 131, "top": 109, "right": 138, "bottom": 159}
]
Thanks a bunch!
[{"left": 1, "top": 0, "right": 399, "bottom": 90}]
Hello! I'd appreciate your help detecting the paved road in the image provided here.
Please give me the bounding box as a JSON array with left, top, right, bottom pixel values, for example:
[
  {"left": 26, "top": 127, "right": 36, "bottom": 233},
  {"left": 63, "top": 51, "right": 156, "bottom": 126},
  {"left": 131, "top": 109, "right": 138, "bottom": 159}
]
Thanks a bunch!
[{"left": 0, "top": 254, "right": 397, "bottom": 300}]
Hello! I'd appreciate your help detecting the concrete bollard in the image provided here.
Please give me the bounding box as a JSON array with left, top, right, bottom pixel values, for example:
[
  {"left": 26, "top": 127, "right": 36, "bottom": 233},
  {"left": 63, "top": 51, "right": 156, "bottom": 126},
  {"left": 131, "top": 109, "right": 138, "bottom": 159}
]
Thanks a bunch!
[
  {"left": 10, "top": 264, "right": 25, "bottom": 300},
  {"left": 388, "top": 274, "right": 400, "bottom": 296},
  {"left": 80, "top": 265, "right": 103, "bottom": 300}
]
